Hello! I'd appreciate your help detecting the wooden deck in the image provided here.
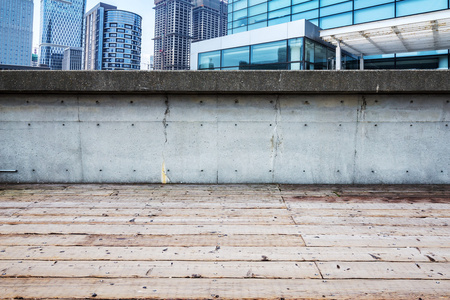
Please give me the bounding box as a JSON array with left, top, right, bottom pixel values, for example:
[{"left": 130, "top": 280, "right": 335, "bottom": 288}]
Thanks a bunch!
[{"left": 0, "top": 184, "right": 449, "bottom": 299}]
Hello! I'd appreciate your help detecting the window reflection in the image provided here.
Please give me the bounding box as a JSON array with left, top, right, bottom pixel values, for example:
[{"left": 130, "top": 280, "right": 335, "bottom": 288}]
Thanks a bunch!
[
  {"left": 222, "top": 46, "right": 250, "bottom": 68},
  {"left": 251, "top": 40, "right": 287, "bottom": 65},
  {"left": 198, "top": 37, "right": 350, "bottom": 71}
]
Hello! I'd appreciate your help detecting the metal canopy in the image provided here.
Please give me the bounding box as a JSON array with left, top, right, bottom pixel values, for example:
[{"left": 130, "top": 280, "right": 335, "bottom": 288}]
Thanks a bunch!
[{"left": 320, "top": 10, "right": 450, "bottom": 56}]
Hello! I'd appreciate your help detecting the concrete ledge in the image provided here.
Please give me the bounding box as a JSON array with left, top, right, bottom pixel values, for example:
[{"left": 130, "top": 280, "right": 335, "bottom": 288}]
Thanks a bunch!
[{"left": 1, "top": 70, "right": 450, "bottom": 94}]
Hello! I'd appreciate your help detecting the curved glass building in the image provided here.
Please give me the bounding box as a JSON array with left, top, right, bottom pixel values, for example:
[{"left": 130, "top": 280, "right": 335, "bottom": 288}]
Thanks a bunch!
[
  {"left": 84, "top": 4, "right": 142, "bottom": 71},
  {"left": 103, "top": 10, "right": 142, "bottom": 70}
]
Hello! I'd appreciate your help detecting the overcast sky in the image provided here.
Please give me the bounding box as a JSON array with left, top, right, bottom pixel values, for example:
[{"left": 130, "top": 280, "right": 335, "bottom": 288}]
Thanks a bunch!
[{"left": 32, "top": 0, "right": 155, "bottom": 68}]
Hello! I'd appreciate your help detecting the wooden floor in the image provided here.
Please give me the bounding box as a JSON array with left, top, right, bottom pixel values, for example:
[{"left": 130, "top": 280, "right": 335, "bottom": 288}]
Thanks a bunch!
[{"left": 0, "top": 184, "right": 449, "bottom": 299}]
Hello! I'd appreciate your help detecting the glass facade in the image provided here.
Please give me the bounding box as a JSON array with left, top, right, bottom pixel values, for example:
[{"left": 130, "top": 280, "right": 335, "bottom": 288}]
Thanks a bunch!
[
  {"left": 0, "top": 0, "right": 33, "bottom": 66},
  {"left": 102, "top": 10, "right": 142, "bottom": 70},
  {"left": 39, "top": 0, "right": 86, "bottom": 70},
  {"left": 198, "top": 37, "right": 356, "bottom": 70},
  {"left": 211, "top": 0, "right": 450, "bottom": 70},
  {"left": 228, "top": 0, "right": 450, "bottom": 34}
]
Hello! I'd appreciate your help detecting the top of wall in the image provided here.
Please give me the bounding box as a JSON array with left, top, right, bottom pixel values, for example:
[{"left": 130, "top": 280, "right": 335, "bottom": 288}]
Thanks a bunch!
[{"left": 0, "top": 70, "right": 449, "bottom": 95}]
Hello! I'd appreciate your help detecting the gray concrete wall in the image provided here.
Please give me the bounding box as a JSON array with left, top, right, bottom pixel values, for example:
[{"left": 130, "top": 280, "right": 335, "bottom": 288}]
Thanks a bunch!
[{"left": 0, "top": 71, "right": 449, "bottom": 184}]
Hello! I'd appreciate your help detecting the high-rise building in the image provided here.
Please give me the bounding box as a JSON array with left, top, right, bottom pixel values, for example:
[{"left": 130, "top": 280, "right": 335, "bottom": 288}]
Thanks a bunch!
[
  {"left": 39, "top": 0, "right": 86, "bottom": 70},
  {"left": 84, "top": 3, "right": 142, "bottom": 70},
  {"left": 192, "top": 0, "right": 450, "bottom": 70},
  {"left": 153, "top": 0, "right": 193, "bottom": 70},
  {"left": 62, "top": 47, "right": 83, "bottom": 70},
  {"left": 192, "top": 0, "right": 227, "bottom": 42},
  {"left": 0, "top": 0, "right": 33, "bottom": 66}
]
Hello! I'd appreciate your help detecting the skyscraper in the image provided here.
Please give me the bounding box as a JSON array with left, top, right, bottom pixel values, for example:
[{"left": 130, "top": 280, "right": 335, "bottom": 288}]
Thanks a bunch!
[
  {"left": 153, "top": 0, "right": 193, "bottom": 70},
  {"left": 39, "top": 0, "right": 86, "bottom": 70},
  {"left": 84, "top": 3, "right": 142, "bottom": 70},
  {"left": 0, "top": 0, "right": 33, "bottom": 66},
  {"left": 192, "top": 0, "right": 227, "bottom": 43}
]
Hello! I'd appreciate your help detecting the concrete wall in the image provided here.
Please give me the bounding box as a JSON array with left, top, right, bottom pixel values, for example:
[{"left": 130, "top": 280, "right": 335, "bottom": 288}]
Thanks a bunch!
[{"left": 0, "top": 70, "right": 449, "bottom": 184}]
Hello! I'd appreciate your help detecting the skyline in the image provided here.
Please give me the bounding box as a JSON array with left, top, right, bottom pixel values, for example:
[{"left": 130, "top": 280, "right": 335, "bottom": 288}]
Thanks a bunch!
[{"left": 32, "top": 0, "right": 155, "bottom": 68}]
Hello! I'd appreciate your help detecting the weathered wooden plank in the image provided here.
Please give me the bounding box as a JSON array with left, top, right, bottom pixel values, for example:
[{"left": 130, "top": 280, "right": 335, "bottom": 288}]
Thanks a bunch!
[
  {"left": 0, "top": 234, "right": 305, "bottom": 247},
  {"left": 0, "top": 193, "right": 283, "bottom": 201},
  {"left": 303, "top": 235, "right": 450, "bottom": 248},
  {"left": 0, "top": 208, "right": 291, "bottom": 217},
  {"left": 317, "top": 262, "right": 450, "bottom": 279},
  {"left": 1, "top": 224, "right": 448, "bottom": 236},
  {"left": 290, "top": 208, "right": 450, "bottom": 218},
  {"left": 0, "top": 278, "right": 448, "bottom": 299},
  {"left": 420, "top": 248, "right": 450, "bottom": 262},
  {"left": 293, "top": 216, "right": 450, "bottom": 226},
  {"left": 0, "top": 200, "right": 285, "bottom": 209},
  {"left": 0, "top": 215, "right": 294, "bottom": 225},
  {"left": 8, "top": 214, "right": 449, "bottom": 227},
  {"left": 285, "top": 201, "right": 450, "bottom": 210},
  {"left": 0, "top": 260, "right": 320, "bottom": 279},
  {"left": 0, "top": 246, "right": 428, "bottom": 262}
]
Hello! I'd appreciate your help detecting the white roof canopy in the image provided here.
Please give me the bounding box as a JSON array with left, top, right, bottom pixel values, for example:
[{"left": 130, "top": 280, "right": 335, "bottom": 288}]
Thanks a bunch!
[{"left": 320, "top": 10, "right": 450, "bottom": 56}]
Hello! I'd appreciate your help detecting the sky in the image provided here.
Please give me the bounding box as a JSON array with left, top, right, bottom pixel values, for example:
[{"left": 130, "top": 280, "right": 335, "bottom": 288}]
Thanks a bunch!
[{"left": 32, "top": 0, "right": 155, "bottom": 69}]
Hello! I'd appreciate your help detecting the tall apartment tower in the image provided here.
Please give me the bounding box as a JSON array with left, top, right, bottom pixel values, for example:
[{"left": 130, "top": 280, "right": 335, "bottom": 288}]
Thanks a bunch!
[
  {"left": 84, "top": 3, "right": 142, "bottom": 70},
  {"left": 153, "top": 0, "right": 193, "bottom": 70},
  {"left": 0, "top": 0, "right": 33, "bottom": 66},
  {"left": 192, "top": 0, "right": 227, "bottom": 43},
  {"left": 39, "top": 0, "right": 86, "bottom": 70}
]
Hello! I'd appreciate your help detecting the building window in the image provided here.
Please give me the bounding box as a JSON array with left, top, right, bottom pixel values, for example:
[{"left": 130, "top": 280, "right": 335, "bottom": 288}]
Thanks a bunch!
[
  {"left": 199, "top": 50, "right": 221, "bottom": 69},
  {"left": 251, "top": 40, "right": 287, "bottom": 65},
  {"left": 222, "top": 46, "right": 250, "bottom": 68}
]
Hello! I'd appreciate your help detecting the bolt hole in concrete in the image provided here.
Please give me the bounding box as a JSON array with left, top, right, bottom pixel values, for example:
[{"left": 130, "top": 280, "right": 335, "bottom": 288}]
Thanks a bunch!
[
  {"left": 130, "top": 101, "right": 133, "bottom": 104},
  {"left": 96, "top": 101, "right": 99, "bottom": 104}
]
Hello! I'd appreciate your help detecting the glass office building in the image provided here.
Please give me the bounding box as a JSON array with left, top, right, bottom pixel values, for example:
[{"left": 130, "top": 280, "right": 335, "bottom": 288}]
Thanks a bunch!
[
  {"left": 198, "top": 36, "right": 357, "bottom": 70},
  {"left": 84, "top": 3, "right": 142, "bottom": 70},
  {"left": 228, "top": 0, "right": 450, "bottom": 34},
  {"left": 0, "top": 0, "right": 33, "bottom": 66},
  {"left": 225, "top": 0, "right": 450, "bottom": 69},
  {"left": 39, "top": 0, "right": 86, "bottom": 70}
]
